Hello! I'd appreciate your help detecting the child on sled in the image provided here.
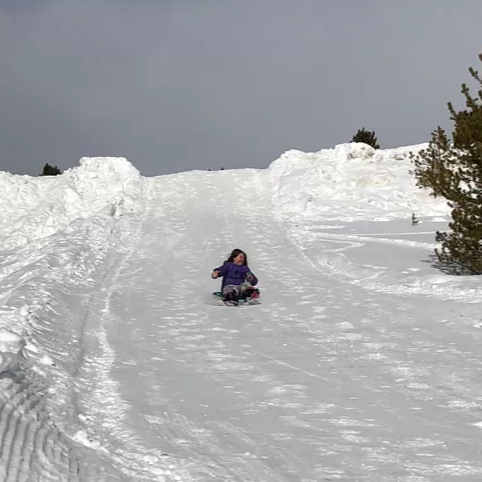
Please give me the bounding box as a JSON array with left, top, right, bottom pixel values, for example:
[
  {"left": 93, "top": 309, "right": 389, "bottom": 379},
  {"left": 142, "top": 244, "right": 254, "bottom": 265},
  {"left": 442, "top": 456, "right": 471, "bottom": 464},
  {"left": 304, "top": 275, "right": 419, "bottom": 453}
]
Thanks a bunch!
[{"left": 211, "top": 249, "right": 260, "bottom": 305}]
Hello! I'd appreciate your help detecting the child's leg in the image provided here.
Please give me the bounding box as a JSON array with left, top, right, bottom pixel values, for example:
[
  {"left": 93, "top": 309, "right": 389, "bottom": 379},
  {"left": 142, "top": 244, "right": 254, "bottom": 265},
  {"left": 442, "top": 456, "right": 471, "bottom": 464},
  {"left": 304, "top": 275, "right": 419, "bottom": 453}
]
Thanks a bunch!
[
  {"left": 222, "top": 284, "right": 240, "bottom": 301},
  {"left": 238, "top": 281, "right": 257, "bottom": 299}
]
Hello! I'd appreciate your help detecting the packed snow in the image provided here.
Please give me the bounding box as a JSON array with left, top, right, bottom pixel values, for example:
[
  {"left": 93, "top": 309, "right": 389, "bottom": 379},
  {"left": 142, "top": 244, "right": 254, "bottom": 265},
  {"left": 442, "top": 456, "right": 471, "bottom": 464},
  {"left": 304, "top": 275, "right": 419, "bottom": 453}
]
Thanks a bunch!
[{"left": 1, "top": 142, "right": 481, "bottom": 482}]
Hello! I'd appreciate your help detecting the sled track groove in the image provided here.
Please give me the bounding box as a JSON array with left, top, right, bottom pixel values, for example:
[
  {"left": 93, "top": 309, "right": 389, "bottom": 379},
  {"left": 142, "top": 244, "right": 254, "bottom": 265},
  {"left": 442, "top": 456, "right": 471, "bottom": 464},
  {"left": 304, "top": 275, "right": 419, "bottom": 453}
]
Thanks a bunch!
[
  {"left": 0, "top": 208, "right": 149, "bottom": 481},
  {"left": 0, "top": 341, "right": 127, "bottom": 479},
  {"left": 0, "top": 365, "right": 89, "bottom": 482}
]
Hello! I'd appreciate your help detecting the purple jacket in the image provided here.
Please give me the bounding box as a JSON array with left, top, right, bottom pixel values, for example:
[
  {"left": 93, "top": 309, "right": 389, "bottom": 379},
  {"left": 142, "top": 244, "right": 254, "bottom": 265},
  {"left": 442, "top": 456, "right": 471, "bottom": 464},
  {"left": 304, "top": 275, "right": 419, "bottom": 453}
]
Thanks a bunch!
[{"left": 213, "top": 262, "right": 258, "bottom": 289}]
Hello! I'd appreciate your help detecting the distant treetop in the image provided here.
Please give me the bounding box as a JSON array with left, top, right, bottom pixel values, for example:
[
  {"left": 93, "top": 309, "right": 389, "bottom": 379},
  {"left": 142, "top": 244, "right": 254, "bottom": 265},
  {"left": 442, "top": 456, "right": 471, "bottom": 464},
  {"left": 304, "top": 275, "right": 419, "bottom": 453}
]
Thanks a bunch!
[
  {"left": 40, "top": 163, "right": 62, "bottom": 176},
  {"left": 351, "top": 127, "right": 380, "bottom": 150}
]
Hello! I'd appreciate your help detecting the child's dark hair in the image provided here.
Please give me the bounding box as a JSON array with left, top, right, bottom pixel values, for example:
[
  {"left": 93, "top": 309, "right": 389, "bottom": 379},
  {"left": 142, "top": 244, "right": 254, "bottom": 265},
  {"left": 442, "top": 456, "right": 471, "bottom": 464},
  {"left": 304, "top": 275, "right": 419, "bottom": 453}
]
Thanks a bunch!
[{"left": 225, "top": 248, "right": 248, "bottom": 265}]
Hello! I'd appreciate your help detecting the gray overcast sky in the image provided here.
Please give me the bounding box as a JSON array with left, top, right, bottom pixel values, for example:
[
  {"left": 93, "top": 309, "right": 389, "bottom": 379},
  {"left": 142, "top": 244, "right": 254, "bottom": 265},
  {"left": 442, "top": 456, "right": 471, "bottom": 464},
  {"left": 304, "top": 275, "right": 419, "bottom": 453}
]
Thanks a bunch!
[{"left": 0, "top": 0, "right": 481, "bottom": 176}]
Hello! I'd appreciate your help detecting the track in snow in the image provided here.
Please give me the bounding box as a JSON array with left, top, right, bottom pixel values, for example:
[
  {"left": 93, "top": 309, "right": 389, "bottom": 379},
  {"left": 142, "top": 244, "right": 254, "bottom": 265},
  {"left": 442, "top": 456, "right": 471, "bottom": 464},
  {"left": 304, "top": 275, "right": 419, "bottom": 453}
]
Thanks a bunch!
[{"left": 0, "top": 208, "right": 135, "bottom": 481}]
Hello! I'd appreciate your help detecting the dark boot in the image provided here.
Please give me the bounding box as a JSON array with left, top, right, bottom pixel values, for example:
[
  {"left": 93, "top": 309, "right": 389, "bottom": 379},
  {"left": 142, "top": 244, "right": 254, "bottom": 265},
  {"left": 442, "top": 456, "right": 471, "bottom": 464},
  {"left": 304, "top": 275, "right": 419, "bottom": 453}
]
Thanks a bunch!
[{"left": 223, "top": 289, "right": 239, "bottom": 303}]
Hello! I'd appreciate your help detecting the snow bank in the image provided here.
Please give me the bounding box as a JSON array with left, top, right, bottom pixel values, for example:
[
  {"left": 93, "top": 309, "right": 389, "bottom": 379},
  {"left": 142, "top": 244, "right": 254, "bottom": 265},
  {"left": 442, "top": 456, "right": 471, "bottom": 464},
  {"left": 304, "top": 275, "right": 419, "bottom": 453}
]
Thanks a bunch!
[
  {"left": 0, "top": 157, "right": 152, "bottom": 479},
  {"left": 0, "top": 156, "right": 146, "bottom": 371},
  {"left": 0, "top": 156, "right": 143, "bottom": 251},
  {"left": 268, "top": 142, "right": 450, "bottom": 222}
]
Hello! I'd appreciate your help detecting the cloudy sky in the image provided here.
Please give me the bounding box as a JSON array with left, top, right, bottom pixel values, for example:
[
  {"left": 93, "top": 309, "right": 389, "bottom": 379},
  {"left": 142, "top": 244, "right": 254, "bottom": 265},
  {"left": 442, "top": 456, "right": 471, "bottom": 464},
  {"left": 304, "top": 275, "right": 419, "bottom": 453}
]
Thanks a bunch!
[{"left": 0, "top": 0, "right": 481, "bottom": 176}]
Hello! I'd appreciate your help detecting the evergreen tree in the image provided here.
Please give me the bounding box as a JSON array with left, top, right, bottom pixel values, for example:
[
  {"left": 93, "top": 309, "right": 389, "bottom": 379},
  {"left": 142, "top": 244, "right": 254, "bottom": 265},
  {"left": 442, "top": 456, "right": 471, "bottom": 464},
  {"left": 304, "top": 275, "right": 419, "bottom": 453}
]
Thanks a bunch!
[
  {"left": 40, "top": 162, "right": 62, "bottom": 176},
  {"left": 351, "top": 127, "right": 380, "bottom": 149},
  {"left": 411, "top": 53, "right": 482, "bottom": 274}
]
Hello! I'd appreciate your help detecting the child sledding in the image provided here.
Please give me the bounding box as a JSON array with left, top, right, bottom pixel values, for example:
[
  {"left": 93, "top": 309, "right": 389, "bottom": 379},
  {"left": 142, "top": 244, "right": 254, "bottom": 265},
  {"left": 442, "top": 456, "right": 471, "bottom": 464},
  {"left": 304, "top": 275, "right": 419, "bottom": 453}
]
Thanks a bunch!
[{"left": 211, "top": 249, "right": 260, "bottom": 306}]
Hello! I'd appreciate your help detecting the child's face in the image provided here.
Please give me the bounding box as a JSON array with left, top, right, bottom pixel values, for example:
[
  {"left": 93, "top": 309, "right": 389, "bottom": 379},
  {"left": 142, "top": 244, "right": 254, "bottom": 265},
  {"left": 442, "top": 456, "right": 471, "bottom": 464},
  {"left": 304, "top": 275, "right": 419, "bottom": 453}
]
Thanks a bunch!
[{"left": 233, "top": 253, "right": 245, "bottom": 265}]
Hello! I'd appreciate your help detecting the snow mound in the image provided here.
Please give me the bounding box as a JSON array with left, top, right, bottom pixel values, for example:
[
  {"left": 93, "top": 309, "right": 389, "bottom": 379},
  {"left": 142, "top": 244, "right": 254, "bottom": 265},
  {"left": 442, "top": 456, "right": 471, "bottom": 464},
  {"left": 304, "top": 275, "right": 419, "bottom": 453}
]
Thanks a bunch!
[
  {"left": 269, "top": 142, "right": 450, "bottom": 222},
  {"left": 0, "top": 156, "right": 143, "bottom": 251},
  {"left": 0, "top": 157, "right": 155, "bottom": 479},
  {"left": 0, "top": 156, "right": 147, "bottom": 381}
]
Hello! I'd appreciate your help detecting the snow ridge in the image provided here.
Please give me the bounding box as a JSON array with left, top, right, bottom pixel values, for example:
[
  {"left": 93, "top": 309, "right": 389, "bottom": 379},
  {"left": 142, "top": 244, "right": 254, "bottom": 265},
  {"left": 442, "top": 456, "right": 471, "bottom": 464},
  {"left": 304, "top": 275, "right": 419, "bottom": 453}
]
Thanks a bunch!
[
  {"left": 0, "top": 157, "right": 150, "bottom": 481},
  {"left": 269, "top": 142, "right": 450, "bottom": 222},
  {"left": 0, "top": 156, "right": 142, "bottom": 251}
]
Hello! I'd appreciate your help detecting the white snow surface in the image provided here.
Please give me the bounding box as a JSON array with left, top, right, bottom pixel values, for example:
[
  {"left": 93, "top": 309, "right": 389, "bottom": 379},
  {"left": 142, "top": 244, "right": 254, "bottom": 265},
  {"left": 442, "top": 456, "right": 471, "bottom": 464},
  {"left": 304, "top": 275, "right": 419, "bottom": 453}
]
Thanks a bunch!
[{"left": 1, "top": 142, "right": 481, "bottom": 482}]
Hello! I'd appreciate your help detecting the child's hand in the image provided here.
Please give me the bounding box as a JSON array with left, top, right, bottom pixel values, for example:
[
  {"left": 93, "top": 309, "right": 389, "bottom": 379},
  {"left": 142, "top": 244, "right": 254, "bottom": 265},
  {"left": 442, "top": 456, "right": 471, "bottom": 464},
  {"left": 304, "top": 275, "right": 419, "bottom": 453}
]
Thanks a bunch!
[
  {"left": 211, "top": 271, "right": 220, "bottom": 279},
  {"left": 246, "top": 273, "right": 254, "bottom": 281}
]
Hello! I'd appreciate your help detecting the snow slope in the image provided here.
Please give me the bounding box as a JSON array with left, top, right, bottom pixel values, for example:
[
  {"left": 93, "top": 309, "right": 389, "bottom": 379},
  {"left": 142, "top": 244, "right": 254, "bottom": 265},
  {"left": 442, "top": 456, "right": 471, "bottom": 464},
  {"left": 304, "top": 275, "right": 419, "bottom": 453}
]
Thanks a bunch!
[{"left": 1, "top": 143, "right": 482, "bottom": 481}]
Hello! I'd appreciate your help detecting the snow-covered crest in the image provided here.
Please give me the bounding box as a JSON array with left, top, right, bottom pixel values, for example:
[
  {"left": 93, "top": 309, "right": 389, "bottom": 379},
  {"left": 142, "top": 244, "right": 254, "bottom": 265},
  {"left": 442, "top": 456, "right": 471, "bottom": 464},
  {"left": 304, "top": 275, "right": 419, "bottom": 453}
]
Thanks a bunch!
[
  {"left": 0, "top": 156, "right": 143, "bottom": 251},
  {"left": 268, "top": 142, "right": 450, "bottom": 221}
]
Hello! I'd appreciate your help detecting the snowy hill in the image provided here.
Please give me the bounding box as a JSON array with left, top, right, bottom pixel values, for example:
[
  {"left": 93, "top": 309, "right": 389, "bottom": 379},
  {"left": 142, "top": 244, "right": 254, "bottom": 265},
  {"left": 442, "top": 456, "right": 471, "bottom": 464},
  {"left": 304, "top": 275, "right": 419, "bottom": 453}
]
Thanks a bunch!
[{"left": 1, "top": 143, "right": 482, "bottom": 481}]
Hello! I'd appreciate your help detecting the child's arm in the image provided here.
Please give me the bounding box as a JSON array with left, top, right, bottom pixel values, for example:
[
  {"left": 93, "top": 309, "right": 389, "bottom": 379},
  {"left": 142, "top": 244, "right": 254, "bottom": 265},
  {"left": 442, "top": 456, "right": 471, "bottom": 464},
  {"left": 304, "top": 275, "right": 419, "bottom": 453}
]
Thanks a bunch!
[
  {"left": 212, "top": 264, "right": 227, "bottom": 279},
  {"left": 245, "top": 269, "right": 258, "bottom": 286}
]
